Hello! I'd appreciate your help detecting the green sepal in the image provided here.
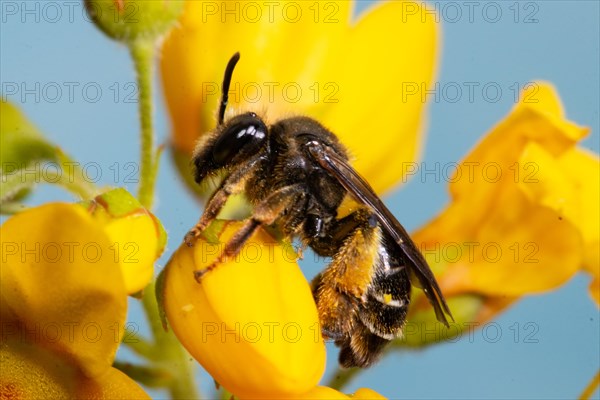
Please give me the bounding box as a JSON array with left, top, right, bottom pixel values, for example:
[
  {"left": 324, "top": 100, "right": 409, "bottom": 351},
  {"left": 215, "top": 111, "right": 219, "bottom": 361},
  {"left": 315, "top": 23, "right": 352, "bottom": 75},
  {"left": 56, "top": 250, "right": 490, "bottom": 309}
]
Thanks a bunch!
[
  {"left": 155, "top": 265, "right": 169, "bottom": 332},
  {"left": 90, "top": 187, "right": 145, "bottom": 218},
  {"left": 396, "top": 294, "right": 484, "bottom": 348}
]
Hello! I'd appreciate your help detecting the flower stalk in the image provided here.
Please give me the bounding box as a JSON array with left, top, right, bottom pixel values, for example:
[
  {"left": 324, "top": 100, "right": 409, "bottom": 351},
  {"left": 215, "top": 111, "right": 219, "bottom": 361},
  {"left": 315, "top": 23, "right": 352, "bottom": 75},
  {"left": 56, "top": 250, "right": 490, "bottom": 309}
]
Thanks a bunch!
[
  {"left": 55, "top": 149, "right": 99, "bottom": 199},
  {"left": 130, "top": 39, "right": 159, "bottom": 209},
  {"left": 326, "top": 367, "right": 361, "bottom": 391},
  {"left": 140, "top": 281, "right": 200, "bottom": 399},
  {"left": 124, "top": 35, "right": 199, "bottom": 399}
]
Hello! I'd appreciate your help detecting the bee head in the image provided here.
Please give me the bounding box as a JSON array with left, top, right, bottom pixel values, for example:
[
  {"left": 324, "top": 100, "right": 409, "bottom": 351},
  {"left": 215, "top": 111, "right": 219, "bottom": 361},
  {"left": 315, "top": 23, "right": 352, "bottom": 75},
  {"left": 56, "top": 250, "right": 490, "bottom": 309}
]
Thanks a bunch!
[
  {"left": 192, "top": 53, "right": 269, "bottom": 184},
  {"left": 192, "top": 112, "right": 268, "bottom": 183}
]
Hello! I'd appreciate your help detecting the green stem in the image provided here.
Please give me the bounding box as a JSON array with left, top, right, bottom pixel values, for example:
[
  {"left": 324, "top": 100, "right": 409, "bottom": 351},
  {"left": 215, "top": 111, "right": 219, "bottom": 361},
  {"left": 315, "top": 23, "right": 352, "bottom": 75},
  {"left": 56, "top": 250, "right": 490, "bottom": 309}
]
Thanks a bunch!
[
  {"left": 325, "top": 367, "right": 361, "bottom": 391},
  {"left": 141, "top": 280, "right": 200, "bottom": 399},
  {"left": 0, "top": 161, "right": 96, "bottom": 209},
  {"left": 126, "top": 35, "right": 200, "bottom": 399},
  {"left": 128, "top": 38, "right": 199, "bottom": 399},
  {"left": 142, "top": 279, "right": 167, "bottom": 342},
  {"left": 46, "top": 167, "right": 96, "bottom": 200},
  {"left": 55, "top": 151, "right": 99, "bottom": 199},
  {"left": 130, "top": 40, "right": 158, "bottom": 209},
  {"left": 120, "top": 328, "right": 158, "bottom": 361},
  {"left": 113, "top": 361, "right": 174, "bottom": 388},
  {"left": 0, "top": 202, "right": 28, "bottom": 215}
]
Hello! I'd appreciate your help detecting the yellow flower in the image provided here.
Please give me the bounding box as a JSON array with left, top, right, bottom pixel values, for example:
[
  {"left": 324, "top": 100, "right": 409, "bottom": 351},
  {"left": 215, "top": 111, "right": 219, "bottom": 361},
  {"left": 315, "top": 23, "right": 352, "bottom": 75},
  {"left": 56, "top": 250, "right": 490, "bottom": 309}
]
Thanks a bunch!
[
  {"left": 161, "top": 0, "right": 438, "bottom": 193},
  {"left": 412, "top": 82, "right": 598, "bottom": 306},
  {"left": 0, "top": 196, "right": 164, "bottom": 397},
  {"left": 289, "top": 386, "right": 387, "bottom": 399},
  {"left": 159, "top": 221, "right": 326, "bottom": 399},
  {"left": 84, "top": 188, "right": 167, "bottom": 294},
  {"left": 1, "top": 338, "right": 149, "bottom": 399}
]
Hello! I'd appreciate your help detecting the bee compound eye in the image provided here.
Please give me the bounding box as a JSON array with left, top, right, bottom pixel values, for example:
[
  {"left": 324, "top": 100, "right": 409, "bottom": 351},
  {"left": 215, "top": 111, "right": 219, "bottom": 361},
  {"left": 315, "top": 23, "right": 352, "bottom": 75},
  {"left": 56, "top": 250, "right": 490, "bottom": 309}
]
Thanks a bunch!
[{"left": 212, "top": 118, "right": 267, "bottom": 166}]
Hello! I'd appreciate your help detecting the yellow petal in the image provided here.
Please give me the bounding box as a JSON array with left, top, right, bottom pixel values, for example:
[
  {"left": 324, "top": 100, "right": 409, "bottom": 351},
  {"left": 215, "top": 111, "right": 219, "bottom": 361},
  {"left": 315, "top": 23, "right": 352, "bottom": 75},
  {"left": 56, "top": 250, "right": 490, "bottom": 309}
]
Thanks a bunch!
[
  {"left": 160, "top": 221, "right": 325, "bottom": 398},
  {"left": 283, "top": 386, "right": 386, "bottom": 400},
  {"left": 101, "top": 215, "right": 157, "bottom": 293},
  {"left": 288, "top": 386, "right": 350, "bottom": 399},
  {"left": 75, "top": 367, "right": 151, "bottom": 399},
  {"left": 0, "top": 338, "right": 149, "bottom": 399},
  {"left": 161, "top": 0, "right": 348, "bottom": 155},
  {"left": 551, "top": 147, "right": 600, "bottom": 304},
  {"left": 0, "top": 203, "right": 127, "bottom": 377},
  {"left": 590, "top": 276, "right": 600, "bottom": 306},
  {"left": 161, "top": 1, "right": 437, "bottom": 193},
  {"left": 445, "top": 83, "right": 588, "bottom": 230},
  {"left": 321, "top": 1, "right": 438, "bottom": 193},
  {"left": 578, "top": 371, "right": 600, "bottom": 400},
  {"left": 0, "top": 339, "right": 73, "bottom": 399},
  {"left": 352, "top": 387, "right": 388, "bottom": 400},
  {"left": 414, "top": 82, "right": 593, "bottom": 297},
  {"left": 86, "top": 188, "right": 166, "bottom": 294},
  {"left": 554, "top": 147, "right": 600, "bottom": 274}
]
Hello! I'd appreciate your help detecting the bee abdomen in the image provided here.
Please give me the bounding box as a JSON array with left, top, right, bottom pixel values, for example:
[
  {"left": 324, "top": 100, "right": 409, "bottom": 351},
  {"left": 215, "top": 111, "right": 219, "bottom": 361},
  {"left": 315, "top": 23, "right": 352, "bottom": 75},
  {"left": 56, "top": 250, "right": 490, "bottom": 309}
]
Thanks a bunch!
[
  {"left": 337, "top": 327, "right": 389, "bottom": 368},
  {"left": 337, "top": 267, "right": 411, "bottom": 368},
  {"left": 358, "top": 293, "right": 410, "bottom": 340},
  {"left": 358, "top": 261, "right": 411, "bottom": 340}
]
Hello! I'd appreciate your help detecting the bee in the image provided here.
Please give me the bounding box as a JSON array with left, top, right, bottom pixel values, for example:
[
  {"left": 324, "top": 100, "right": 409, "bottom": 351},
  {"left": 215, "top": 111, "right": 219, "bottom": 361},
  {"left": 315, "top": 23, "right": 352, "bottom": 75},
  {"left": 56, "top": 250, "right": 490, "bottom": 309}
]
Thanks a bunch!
[{"left": 185, "top": 52, "right": 453, "bottom": 368}]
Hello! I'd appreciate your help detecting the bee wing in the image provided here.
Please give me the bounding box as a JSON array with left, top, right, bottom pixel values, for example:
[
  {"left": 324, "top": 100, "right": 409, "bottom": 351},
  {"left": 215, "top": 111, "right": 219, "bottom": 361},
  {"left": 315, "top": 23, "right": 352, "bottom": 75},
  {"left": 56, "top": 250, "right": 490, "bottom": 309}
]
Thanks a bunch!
[{"left": 306, "top": 141, "right": 453, "bottom": 327}]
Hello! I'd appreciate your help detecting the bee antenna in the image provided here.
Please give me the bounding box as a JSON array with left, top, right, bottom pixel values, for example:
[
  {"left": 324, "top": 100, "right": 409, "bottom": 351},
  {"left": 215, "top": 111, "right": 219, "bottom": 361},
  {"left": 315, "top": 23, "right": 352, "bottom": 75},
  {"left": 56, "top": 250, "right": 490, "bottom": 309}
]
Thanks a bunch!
[{"left": 218, "top": 52, "right": 241, "bottom": 125}]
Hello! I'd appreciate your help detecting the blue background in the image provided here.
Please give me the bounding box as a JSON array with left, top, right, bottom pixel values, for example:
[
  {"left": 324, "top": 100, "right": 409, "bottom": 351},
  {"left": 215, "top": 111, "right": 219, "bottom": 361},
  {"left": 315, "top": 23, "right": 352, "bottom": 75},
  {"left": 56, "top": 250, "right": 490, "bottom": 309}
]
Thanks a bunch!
[{"left": 1, "top": 1, "right": 599, "bottom": 398}]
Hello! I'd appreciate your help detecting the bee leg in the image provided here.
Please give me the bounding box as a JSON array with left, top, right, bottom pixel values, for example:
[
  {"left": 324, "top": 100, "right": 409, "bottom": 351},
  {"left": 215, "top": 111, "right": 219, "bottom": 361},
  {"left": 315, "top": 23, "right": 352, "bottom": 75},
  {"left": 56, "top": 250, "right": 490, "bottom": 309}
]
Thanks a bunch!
[
  {"left": 311, "top": 208, "right": 379, "bottom": 338},
  {"left": 185, "top": 166, "right": 253, "bottom": 247},
  {"left": 308, "top": 208, "right": 377, "bottom": 257},
  {"left": 194, "top": 185, "right": 304, "bottom": 281},
  {"left": 193, "top": 218, "right": 261, "bottom": 281},
  {"left": 312, "top": 272, "right": 358, "bottom": 340}
]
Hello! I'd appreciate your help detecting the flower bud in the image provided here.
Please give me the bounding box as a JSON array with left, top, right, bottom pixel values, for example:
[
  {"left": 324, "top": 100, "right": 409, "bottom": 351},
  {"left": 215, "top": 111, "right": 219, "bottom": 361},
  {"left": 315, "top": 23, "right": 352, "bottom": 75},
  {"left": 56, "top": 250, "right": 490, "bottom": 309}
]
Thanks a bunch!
[
  {"left": 84, "top": 188, "right": 166, "bottom": 294},
  {"left": 85, "top": 0, "right": 184, "bottom": 43}
]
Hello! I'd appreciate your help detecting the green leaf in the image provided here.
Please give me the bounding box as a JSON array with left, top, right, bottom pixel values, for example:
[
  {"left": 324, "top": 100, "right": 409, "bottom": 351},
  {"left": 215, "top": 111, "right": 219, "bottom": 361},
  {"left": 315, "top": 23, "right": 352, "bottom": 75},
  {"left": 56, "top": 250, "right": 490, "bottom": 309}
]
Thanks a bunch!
[
  {"left": 0, "top": 101, "right": 57, "bottom": 163},
  {"left": 0, "top": 101, "right": 96, "bottom": 205}
]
